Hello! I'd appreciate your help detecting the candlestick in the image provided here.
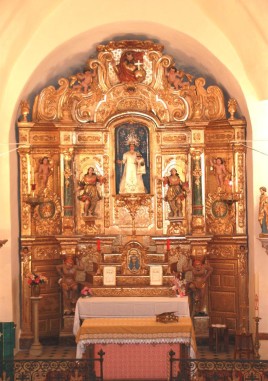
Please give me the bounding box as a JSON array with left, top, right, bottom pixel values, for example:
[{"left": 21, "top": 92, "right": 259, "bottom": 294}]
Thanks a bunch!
[
  {"left": 253, "top": 316, "right": 261, "bottom": 359},
  {"left": 255, "top": 272, "right": 259, "bottom": 297},
  {"left": 31, "top": 183, "right": 36, "bottom": 197},
  {"left": 167, "top": 239, "right": 170, "bottom": 251}
]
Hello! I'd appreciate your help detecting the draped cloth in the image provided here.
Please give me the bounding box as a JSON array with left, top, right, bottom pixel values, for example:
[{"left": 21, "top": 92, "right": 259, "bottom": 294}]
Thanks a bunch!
[{"left": 76, "top": 316, "right": 196, "bottom": 359}]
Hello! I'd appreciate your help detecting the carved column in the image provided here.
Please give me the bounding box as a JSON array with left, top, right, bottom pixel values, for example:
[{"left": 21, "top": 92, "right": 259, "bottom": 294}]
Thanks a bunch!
[
  {"left": 188, "top": 123, "right": 207, "bottom": 235},
  {"left": 229, "top": 119, "right": 247, "bottom": 235},
  {"left": 20, "top": 243, "right": 34, "bottom": 347},
  {"left": 61, "top": 148, "right": 75, "bottom": 235}
]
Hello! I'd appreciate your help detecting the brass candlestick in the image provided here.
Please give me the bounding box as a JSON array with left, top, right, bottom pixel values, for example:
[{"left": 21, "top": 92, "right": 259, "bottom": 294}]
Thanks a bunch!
[{"left": 253, "top": 316, "right": 261, "bottom": 359}]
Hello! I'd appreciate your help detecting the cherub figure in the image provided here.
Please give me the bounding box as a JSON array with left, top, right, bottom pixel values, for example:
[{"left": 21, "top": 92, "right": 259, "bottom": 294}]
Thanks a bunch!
[
  {"left": 165, "top": 66, "right": 193, "bottom": 90},
  {"left": 37, "top": 156, "right": 52, "bottom": 189},
  {"left": 70, "top": 68, "right": 96, "bottom": 93},
  {"left": 210, "top": 157, "right": 227, "bottom": 188}
]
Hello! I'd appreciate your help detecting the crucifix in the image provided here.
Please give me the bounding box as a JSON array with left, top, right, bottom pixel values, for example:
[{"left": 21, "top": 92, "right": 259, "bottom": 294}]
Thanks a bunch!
[{"left": 135, "top": 60, "right": 143, "bottom": 70}]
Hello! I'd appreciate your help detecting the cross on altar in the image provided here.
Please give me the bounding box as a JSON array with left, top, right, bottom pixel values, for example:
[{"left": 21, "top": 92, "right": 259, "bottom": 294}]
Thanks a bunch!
[{"left": 135, "top": 60, "right": 143, "bottom": 70}]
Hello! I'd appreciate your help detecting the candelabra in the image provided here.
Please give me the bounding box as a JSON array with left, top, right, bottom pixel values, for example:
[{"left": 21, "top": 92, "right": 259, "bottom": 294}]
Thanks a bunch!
[{"left": 253, "top": 316, "right": 261, "bottom": 359}]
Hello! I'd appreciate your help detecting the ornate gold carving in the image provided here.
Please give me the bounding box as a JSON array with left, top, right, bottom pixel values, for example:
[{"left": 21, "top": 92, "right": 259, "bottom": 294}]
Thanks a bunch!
[
  {"left": 115, "top": 194, "right": 153, "bottom": 234},
  {"left": 20, "top": 100, "right": 30, "bottom": 122},
  {"left": 33, "top": 190, "right": 61, "bottom": 236},
  {"left": 162, "top": 134, "right": 187, "bottom": 144},
  {"left": 228, "top": 98, "right": 238, "bottom": 120},
  {"left": 77, "top": 134, "right": 102, "bottom": 143},
  {"left": 33, "top": 246, "right": 59, "bottom": 260},
  {"left": 31, "top": 40, "right": 226, "bottom": 125},
  {"left": 167, "top": 220, "right": 187, "bottom": 236},
  {"left": 62, "top": 217, "right": 75, "bottom": 235},
  {"left": 206, "top": 193, "right": 236, "bottom": 235},
  {"left": 30, "top": 132, "right": 59, "bottom": 144},
  {"left": 90, "top": 287, "right": 174, "bottom": 297},
  {"left": 97, "top": 40, "right": 164, "bottom": 53},
  {"left": 191, "top": 215, "right": 205, "bottom": 235},
  {"left": 206, "top": 131, "right": 234, "bottom": 143}
]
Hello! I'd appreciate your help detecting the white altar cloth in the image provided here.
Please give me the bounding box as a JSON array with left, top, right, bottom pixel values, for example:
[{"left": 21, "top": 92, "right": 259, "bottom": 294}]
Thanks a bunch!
[{"left": 73, "top": 296, "right": 189, "bottom": 335}]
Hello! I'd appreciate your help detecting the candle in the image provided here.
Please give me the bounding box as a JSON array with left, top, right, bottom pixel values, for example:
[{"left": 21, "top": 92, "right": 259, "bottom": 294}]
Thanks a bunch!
[
  {"left": 255, "top": 272, "right": 259, "bottom": 297},
  {"left": 255, "top": 294, "right": 259, "bottom": 317},
  {"left": 97, "top": 239, "right": 101, "bottom": 251},
  {"left": 167, "top": 239, "right": 170, "bottom": 251}
]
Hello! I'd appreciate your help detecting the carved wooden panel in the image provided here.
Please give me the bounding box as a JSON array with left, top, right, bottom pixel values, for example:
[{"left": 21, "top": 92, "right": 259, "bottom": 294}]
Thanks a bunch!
[{"left": 209, "top": 259, "right": 238, "bottom": 332}]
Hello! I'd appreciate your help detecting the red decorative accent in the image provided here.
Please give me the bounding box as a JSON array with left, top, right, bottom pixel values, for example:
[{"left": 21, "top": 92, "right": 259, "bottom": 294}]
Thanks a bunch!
[
  {"left": 31, "top": 183, "right": 36, "bottom": 191},
  {"left": 167, "top": 239, "right": 170, "bottom": 251},
  {"left": 97, "top": 239, "right": 101, "bottom": 252}
]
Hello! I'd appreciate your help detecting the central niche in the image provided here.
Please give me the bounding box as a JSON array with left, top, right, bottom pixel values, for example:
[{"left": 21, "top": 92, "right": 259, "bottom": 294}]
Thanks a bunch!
[{"left": 115, "top": 123, "right": 150, "bottom": 194}]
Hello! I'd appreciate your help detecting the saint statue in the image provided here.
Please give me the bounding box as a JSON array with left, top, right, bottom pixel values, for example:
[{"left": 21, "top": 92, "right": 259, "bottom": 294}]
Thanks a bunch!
[
  {"left": 117, "top": 143, "right": 147, "bottom": 194},
  {"left": 77, "top": 167, "right": 106, "bottom": 216},
  {"left": 258, "top": 186, "right": 268, "bottom": 234},
  {"left": 161, "top": 168, "right": 188, "bottom": 217}
]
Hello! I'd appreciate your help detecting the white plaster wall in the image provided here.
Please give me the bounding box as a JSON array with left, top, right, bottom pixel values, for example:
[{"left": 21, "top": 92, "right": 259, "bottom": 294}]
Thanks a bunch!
[{"left": 0, "top": 0, "right": 267, "bottom": 343}]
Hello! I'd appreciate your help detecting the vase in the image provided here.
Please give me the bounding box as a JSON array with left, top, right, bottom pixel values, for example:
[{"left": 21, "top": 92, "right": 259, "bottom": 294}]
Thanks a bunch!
[{"left": 32, "top": 284, "right": 40, "bottom": 297}]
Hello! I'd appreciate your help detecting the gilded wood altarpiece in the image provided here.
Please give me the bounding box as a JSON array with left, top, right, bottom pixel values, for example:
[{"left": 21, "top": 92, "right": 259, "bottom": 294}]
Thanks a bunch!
[{"left": 18, "top": 40, "right": 247, "bottom": 343}]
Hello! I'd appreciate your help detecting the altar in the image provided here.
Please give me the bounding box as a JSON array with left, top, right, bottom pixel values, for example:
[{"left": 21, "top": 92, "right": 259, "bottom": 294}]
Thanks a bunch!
[
  {"left": 76, "top": 316, "right": 196, "bottom": 379},
  {"left": 73, "top": 296, "right": 190, "bottom": 335}
]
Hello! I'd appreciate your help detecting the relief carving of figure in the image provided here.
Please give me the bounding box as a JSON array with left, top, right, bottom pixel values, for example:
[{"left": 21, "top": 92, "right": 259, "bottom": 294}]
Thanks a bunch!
[
  {"left": 77, "top": 167, "right": 106, "bottom": 216},
  {"left": 258, "top": 186, "right": 268, "bottom": 234},
  {"left": 70, "top": 68, "right": 97, "bottom": 93},
  {"left": 161, "top": 168, "right": 188, "bottom": 217},
  {"left": 56, "top": 257, "right": 84, "bottom": 315},
  {"left": 112, "top": 51, "right": 146, "bottom": 83},
  {"left": 165, "top": 66, "right": 193, "bottom": 90}
]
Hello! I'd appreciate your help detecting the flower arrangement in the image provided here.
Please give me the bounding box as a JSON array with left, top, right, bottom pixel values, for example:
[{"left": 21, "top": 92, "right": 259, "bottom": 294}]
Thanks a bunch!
[
  {"left": 81, "top": 286, "right": 93, "bottom": 297},
  {"left": 27, "top": 272, "right": 48, "bottom": 286},
  {"left": 171, "top": 273, "right": 187, "bottom": 297}
]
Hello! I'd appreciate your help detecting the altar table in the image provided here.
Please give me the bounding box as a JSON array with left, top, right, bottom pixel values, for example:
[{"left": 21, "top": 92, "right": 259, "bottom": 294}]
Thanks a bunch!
[
  {"left": 76, "top": 316, "right": 196, "bottom": 379},
  {"left": 75, "top": 316, "right": 196, "bottom": 359},
  {"left": 73, "top": 296, "right": 189, "bottom": 335}
]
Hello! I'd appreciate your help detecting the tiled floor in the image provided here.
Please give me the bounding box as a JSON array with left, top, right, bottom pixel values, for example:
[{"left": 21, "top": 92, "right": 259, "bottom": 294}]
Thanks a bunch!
[{"left": 14, "top": 339, "right": 268, "bottom": 361}]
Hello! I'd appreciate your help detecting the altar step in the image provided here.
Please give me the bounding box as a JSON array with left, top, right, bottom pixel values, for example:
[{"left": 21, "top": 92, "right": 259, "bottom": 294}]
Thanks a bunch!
[
  {"left": 88, "top": 286, "right": 175, "bottom": 297},
  {"left": 92, "top": 274, "right": 174, "bottom": 287}
]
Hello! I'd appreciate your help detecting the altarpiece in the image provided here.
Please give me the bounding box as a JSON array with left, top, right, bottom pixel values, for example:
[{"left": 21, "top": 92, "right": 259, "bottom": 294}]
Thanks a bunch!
[{"left": 17, "top": 40, "right": 247, "bottom": 345}]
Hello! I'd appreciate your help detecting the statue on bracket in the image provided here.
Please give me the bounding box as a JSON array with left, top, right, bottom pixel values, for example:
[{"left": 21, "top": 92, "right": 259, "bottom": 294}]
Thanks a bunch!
[
  {"left": 210, "top": 157, "right": 227, "bottom": 189},
  {"left": 77, "top": 167, "right": 106, "bottom": 217},
  {"left": 161, "top": 168, "right": 188, "bottom": 218},
  {"left": 36, "top": 156, "right": 52, "bottom": 190},
  {"left": 258, "top": 186, "right": 268, "bottom": 234}
]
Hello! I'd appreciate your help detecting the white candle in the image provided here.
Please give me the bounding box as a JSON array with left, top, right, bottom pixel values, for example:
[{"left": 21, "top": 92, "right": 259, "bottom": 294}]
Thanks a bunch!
[{"left": 255, "top": 272, "right": 259, "bottom": 297}]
